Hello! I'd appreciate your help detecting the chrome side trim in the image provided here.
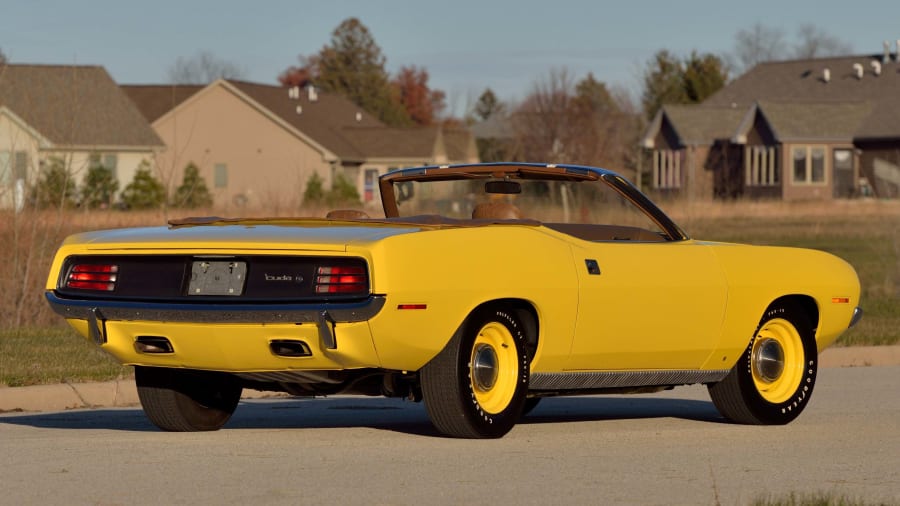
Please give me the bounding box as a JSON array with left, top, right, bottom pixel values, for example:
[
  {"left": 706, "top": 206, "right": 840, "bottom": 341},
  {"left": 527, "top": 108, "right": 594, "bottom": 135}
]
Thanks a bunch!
[
  {"left": 849, "top": 306, "right": 863, "bottom": 328},
  {"left": 530, "top": 369, "right": 730, "bottom": 391},
  {"left": 45, "top": 292, "right": 386, "bottom": 325}
]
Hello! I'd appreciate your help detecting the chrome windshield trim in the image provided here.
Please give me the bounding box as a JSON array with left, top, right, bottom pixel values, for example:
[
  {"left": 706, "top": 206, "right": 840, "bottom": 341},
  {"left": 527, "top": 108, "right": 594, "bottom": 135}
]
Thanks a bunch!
[{"left": 45, "top": 292, "right": 386, "bottom": 325}]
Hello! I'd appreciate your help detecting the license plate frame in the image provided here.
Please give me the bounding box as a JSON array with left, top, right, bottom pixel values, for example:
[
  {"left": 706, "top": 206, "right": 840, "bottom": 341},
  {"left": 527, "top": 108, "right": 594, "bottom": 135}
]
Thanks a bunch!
[{"left": 187, "top": 260, "right": 247, "bottom": 296}]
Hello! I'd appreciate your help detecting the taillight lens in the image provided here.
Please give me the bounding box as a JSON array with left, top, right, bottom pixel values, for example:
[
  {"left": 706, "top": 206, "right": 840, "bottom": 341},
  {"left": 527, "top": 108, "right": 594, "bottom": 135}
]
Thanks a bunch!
[
  {"left": 66, "top": 264, "right": 118, "bottom": 291},
  {"left": 315, "top": 265, "right": 367, "bottom": 294}
]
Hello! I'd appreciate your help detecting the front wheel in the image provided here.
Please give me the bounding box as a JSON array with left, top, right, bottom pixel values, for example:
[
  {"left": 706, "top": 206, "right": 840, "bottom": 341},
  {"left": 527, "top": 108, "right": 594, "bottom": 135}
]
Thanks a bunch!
[
  {"left": 136, "top": 366, "right": 242, "bottom": 431},
  {"left": 420, "top": 307, "right": 530, "bottom": 438},
  {"left": 708, "top": 303, "right": 817, "bottom": 425}
]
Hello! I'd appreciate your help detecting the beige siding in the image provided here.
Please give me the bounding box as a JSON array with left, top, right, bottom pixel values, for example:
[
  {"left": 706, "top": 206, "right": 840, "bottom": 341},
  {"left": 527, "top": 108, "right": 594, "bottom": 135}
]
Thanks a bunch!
[{"left": 151, "top": 84, "right": 333, "bottom": 211}]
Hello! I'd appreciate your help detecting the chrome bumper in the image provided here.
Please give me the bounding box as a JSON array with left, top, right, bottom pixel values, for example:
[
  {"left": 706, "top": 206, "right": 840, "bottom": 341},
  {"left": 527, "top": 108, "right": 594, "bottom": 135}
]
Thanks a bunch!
[
  {"left": 848, "top": 306, "right": 863, "bottom": 329},
  {"left": 45, "top": 292, "right": 386, "bottom": 350}
]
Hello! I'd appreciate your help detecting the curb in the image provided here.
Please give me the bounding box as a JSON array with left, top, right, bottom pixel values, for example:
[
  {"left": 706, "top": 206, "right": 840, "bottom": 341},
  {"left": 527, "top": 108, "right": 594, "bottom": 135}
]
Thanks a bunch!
[{"left": 2, "top": 346, "right": 899, "bottom": 414}]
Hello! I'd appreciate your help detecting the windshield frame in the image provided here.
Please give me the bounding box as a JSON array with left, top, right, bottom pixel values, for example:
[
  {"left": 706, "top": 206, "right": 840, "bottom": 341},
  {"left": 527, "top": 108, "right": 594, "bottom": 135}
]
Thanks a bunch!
[{"left": 379, "top": 163, "right": 688, "bottom": 241}]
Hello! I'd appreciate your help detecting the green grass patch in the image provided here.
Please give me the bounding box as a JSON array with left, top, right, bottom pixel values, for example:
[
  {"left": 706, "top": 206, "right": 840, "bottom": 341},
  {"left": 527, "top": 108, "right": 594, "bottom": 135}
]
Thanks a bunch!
[
  {"left": 0, "top": 327, "right": 131, "bottom": 387},
  {"left": 751, "top": 491, "right": 893, "bottom": 506}
]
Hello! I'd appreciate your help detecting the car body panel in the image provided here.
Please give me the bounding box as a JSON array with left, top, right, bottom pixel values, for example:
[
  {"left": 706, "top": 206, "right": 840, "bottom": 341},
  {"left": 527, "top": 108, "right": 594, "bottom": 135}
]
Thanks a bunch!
[{"left": 45, "top": 162, "right": 861, "bottom": 401}]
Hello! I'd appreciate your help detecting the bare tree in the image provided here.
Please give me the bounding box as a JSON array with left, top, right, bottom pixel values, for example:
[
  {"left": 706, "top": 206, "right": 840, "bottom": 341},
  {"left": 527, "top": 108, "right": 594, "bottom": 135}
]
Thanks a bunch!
[
  {"left": 167, "top": 51, "right": 246, "bottom": 84},
  {"left": 513, "top": 69, "right": 637, "bottom": 171},
  {"left": 793, "top": 24, "right": 853, "bottom": 59},
  {"left": 732, "top": 23, "right": 788, "bottom": 72}
]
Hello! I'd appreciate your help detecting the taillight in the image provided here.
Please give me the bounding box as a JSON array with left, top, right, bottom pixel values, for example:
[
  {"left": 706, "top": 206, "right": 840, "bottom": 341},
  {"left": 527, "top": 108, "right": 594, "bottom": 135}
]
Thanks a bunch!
[
  {"left": 315, "top": 265, "right": 367, "bottom": 294},
  {"left": 66, "top": 264, "right": 118, "bottom": 291}
]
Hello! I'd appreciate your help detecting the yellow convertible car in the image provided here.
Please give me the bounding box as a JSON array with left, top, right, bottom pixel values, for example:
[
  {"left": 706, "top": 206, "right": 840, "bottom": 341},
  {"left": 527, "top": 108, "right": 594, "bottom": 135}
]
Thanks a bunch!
[{"left": 46, "top": 163, "right": 862, "bottom": 438}]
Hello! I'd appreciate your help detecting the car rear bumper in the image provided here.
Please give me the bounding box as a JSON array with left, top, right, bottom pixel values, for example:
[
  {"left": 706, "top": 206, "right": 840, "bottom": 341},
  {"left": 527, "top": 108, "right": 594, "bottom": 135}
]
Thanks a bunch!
[{"left": 46, "top": 292, "right": 386, "bottom": 350}]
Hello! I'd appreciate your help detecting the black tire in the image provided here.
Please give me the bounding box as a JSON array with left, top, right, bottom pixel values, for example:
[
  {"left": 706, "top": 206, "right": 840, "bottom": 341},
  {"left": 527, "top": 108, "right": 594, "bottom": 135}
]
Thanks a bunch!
[
  {"left": 420, "top": 306, "right": 530, "bottom": 438},
  {"left": 135, "top": 366, "right": 242, "bottom": 431},
  {"left": 708, "top": 303, "right": 817, "bottom": 425}
]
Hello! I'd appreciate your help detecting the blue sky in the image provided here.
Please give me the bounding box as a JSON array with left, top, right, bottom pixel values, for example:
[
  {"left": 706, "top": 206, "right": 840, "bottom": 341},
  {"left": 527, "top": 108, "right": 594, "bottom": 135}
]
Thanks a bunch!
[{"left": 2, "top": 0, "right": 896, "bottom": 114}]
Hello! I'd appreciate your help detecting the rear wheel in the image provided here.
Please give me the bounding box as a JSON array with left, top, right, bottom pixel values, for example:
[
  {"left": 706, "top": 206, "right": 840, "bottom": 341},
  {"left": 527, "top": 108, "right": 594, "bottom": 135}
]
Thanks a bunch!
[
  {"left": 420, "top": 307, "right": 530, "bottom": 438},
  {"left": 135, "top": 366, "right": 242, "bottom": 431},
  {"left": 708, "top": 303, "right": 817, "bottom": 424}
]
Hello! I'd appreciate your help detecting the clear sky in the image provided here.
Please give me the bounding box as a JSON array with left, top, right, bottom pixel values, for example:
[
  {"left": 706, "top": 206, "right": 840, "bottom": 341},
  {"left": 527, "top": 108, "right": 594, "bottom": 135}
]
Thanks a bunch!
[{"left": 2, "top": 0, "right": 896, "bottom": 114}]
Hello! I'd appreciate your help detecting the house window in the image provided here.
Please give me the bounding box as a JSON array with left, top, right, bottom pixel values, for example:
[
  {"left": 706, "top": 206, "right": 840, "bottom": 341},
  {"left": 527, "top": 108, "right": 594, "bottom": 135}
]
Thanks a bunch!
[
  {"left": 745, "top": 145, "right": 779, "bottom": 186},
  {"left": 652, "top": 149, "right": 681, "bottom": 189},
  {"left": 14, "top": 151, "right": 28, "bottom": 181},
  {"left": 214, "top": 164, "right": 228, "bottom": 188},
  {"left": 0, "top": 151, "right": 9, "bottom": 185},
  {"left": 363, "top": 168, "right": 379, "bottom": 202},
  {"left": 791, "top": 146, "right": 826, "bottom": 184},
  {"left": 89, "top": 153, "right": 119, "bottom": 179}
]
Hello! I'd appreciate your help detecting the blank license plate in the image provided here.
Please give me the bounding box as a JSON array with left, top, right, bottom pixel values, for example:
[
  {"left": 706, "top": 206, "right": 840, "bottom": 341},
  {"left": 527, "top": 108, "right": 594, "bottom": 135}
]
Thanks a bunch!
[{"left": 188, "top": 260, "right": 246, "bottom": 296}]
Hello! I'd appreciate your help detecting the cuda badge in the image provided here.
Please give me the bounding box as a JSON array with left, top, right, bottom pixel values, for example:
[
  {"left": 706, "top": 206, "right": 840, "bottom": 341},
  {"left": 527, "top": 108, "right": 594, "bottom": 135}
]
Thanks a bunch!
[{"left": 264, "top": 273, "right": 304, "bottom": 283}]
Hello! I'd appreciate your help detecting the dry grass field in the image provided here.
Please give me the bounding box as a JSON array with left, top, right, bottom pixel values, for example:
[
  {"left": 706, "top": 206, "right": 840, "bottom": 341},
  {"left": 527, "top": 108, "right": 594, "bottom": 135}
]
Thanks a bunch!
[{"left": 1, "top": 199, "right": 897, "bottom": 386}]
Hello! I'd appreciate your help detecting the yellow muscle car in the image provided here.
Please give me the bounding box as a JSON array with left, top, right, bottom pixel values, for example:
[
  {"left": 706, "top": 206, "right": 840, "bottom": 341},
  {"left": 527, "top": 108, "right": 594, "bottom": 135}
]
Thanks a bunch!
[{"left": 45, "top": 163, "right": 862, "bottom": 438}]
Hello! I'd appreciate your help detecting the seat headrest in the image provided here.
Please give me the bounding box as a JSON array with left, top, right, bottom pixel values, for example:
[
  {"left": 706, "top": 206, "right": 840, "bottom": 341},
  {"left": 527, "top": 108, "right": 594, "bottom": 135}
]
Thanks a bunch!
[{"left": 472, "top": 202, "right": 522, "bottom": 220}]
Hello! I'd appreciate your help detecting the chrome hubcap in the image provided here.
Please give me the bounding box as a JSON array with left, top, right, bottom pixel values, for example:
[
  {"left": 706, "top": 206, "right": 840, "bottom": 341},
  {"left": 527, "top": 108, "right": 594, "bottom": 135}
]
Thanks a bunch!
[
  {"left": 753, "top": 338, "right": 785, "bottom": 383},
  {"left": 472, "top": 344, "right": 498, "bottom": 391}
]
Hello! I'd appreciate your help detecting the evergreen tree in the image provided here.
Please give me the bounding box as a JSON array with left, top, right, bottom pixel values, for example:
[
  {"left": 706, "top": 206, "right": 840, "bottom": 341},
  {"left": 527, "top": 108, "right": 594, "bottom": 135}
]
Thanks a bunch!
[
  {"left": 474, "top": 89, "right": 504, "bottom": 122},
  {"left": 81, "top": 162, "right": 119, "bottom": 209},
  {"left": 121, "top": 162, "right": 166, "bottom": 210},
  {"left": 172, "top": 163, "right": 213, "bottom": 208},
  {"left": 325, "top": 173, "right": 361, "bottom": 206},
  {"left": 641, "top": 50, "right": 728, "bottom": 120},
  {"left": 31, "top": 157, "right": 77, "bottom": 209},
  {"left": 682, "top": 52, "right": 728, "bottom": 103},
  {"left": 314, "top": 18, "right": 411, "bottom": 126},
  {"left": 303, "top": 172, "right": 325, "bottom": 205}
]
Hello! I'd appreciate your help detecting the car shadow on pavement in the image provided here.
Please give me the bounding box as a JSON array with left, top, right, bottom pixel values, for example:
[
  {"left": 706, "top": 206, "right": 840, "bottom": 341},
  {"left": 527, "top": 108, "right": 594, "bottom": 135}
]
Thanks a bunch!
[{"left": 0, "top": 395, "right": 725, "bottom": 436}]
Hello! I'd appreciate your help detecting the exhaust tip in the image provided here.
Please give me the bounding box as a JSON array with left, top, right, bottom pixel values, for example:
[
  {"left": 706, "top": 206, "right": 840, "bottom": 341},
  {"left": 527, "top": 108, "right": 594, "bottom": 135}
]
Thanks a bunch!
[
  {"left": 270, "top": 339, "right": 312, "bottom": 357},
  {"left": 134, "top": 336, "right": 174, "bottom": 354}
]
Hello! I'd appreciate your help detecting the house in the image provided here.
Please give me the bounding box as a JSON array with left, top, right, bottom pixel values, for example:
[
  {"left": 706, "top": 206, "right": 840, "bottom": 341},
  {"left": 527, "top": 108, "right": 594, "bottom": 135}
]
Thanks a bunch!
[
  {"left": 123, "top": 80, "right": 479, "bottom": 211},
  {"left": 641, "top": 47, "right": 900, "bottom": 200},
  {"left": 0, "top": 64, "right": 163, "bottom": 209}
]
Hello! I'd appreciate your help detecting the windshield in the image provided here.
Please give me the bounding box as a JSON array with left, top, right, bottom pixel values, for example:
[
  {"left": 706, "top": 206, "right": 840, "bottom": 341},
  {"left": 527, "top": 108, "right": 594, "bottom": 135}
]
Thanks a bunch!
[{"left": 388, "top": 174, "right": 675, "bottom": 240}]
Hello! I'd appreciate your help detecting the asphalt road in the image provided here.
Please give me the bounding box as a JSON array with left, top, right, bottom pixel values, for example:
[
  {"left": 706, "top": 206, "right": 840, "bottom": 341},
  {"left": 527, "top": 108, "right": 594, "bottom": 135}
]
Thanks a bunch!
[{"left": 2, "top": 366, "right": 898, "bottom": 506}]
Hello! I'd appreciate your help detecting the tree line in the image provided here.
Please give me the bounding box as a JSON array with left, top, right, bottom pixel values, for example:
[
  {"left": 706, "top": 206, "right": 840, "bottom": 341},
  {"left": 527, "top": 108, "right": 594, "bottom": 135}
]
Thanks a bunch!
[{"left": 2, "top": 19, "right": 854, "bottom": 183}]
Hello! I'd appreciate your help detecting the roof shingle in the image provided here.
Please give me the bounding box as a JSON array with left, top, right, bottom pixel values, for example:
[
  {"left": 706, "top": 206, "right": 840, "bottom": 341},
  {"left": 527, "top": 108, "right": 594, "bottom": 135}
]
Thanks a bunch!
[{"left": 0, "top": 64, "right": 162, "bottom": 147}]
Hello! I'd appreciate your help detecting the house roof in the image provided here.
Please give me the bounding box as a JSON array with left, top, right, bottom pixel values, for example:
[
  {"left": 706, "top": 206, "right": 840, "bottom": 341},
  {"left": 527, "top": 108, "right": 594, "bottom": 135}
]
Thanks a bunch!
[
  {"left": 121, "top": 84, "right": 204, "bottom": 123},
  {"left": 643, "top": 53, "right": 900, "bottom": 146},
  {"left": 124, "top": 79, "right": 477, "bottom": 163},
  {"left": 704, "top": 54, "right": 900, "bottom": 140},
  {"left": 734, "top": 101, "right": 873, "bottom": 143},
  {"left": 643, "top": 105, "right": 746, "bottom": 148},
  {"left": 0, "top": 64, "right": 162, "bottom": 148}
]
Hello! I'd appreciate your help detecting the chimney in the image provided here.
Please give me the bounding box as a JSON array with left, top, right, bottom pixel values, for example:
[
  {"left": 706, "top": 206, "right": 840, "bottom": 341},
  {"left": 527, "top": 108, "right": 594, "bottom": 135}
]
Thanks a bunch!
[
  {"left": 355, "top": 112, "right": 362, "bottom": 122},
  {"left": 884, "top": 40, "right": 891, "bottom": 63},
  {"left": 896, "top": 39, "right": 900, "bottom": 61},
  {"left": 296, "top": 105, "right": 303, "bottom": 115},
  {"left": 288, "top": 86, "right": 300, "bottom": 99},
  {"left": 852, "top": 63, "right": 863, "bottom": 79},
  {"left": 307, "top": 85, "right": 318, "bottom": 102},
  {"left": 871, "top": 60, "right": 882, "bottom": 76},
  {"left": 823, "top": 68, "right": 831, "bottom": 82}
]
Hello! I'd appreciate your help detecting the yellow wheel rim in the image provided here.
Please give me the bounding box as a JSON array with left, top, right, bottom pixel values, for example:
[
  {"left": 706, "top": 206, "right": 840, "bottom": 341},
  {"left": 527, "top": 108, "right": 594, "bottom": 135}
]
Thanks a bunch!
[
  {"left": 751, "top": 318, "right": 804, "bottom": 404},
  {"left": 469, "top": 322, "right": 518, "bottom": 414}
]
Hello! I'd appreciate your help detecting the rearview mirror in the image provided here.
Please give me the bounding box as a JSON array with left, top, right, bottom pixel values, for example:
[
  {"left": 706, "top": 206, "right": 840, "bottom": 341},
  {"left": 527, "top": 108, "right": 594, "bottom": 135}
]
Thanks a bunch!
[{"left": 485, "top": 181, "right": 521, "bottom": 194}]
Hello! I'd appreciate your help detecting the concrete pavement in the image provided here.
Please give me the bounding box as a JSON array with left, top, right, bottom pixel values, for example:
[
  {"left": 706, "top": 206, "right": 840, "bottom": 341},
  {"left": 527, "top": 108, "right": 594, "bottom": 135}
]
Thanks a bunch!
[{"left": 2, "top": 345, "right": 898, "bottom": 413}]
